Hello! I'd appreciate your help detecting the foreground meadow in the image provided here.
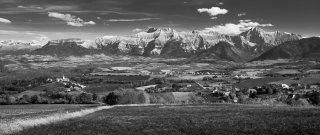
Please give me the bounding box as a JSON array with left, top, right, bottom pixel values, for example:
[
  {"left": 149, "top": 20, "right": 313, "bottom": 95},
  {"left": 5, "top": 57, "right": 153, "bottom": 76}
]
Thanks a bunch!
[
  {"left": 14, "top": 104, "right": 320, "bottom": 135},
  {"left": 0, "top": 104, "right": 99, "bottom": 134},
  {"left": 0, "top": 104, "right": 98, "bottom": 120}
]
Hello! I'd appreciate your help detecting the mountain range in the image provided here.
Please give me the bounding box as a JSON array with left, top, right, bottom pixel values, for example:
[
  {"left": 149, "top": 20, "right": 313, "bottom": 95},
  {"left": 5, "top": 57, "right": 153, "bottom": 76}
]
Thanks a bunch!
[
  {"left": 0, "top": 40, "right": 43, "bottom": 55},
  {"left": 1, "top": 27, "right": 318, "bottom": 62},
  {"left": 92, "top": 27, "right": 302, "bottom": 62}
]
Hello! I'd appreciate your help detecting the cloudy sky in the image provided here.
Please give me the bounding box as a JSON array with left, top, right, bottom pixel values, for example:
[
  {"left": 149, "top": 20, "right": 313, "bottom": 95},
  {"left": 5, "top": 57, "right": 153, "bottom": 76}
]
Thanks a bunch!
[{"left": 0, "top": 0, "right": 319, "bottom": 41}]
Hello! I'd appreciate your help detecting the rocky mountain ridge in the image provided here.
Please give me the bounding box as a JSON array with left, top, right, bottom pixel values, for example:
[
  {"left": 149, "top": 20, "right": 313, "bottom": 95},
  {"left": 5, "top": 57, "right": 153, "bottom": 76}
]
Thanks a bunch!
[
  {"left": 0, "top": 27, "right": 305, "bottom": 62},
  {"left": 92, "top": 27, "right": 302, "bottom": 62}
]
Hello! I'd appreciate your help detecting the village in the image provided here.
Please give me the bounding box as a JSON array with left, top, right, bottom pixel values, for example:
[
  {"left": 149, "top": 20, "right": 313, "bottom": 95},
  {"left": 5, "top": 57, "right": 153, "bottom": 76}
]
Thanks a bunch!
[
  {"left": 84, "top": 62, "right": 320, "bottom": 105},
  {"left": 1, "top": 57, "right": 320, "bottom": 106}
]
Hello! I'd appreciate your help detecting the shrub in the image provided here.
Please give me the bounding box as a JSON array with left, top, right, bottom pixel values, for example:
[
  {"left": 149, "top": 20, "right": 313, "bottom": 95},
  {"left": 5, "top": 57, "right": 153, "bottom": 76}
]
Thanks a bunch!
[
  {"left": 306, "top": 91, "right": 320, "bottom": 105},
  {"left": 52, "top": 98, "right": 69, "bottom": 104},
  {"left": 103, "top": 92, "right": 119, "bottom": 105},
  {"left": 92, "top": 93, "right": 99, "bottom": 101},
  {"left": 238, "top": 94, "right": 249, "bottom": 103},
  {"left": 18, "top": 95, "right": 31, "bottom": 104},
  {"left": 0, "top": 97, "right": 6, "bottom": 105},
  {"left": 288, "top": 98, "right": 310, "bottom": 106},
  {"left": 6, "top": 95, "right": 17, "bottom": 104},
  {"left": 31, "top": 95, "right": 41, "bottom": 104},
  {"left": 249, "top": 91, "right": 257, "bottom": 98},
  {"left": 65, "top": 94, "right": 76, "bottom": 104}
]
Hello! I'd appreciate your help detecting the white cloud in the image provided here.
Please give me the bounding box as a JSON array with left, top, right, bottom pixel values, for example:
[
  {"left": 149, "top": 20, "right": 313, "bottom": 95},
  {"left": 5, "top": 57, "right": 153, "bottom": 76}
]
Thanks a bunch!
[
  {"left": 238, "top": 12, "right": 247, "bottom": 17},
  {"left": 106, "top": 18, "right": 160, "bottom": 22},
  {"left": 97, "top": 17, "right": 101, "bottom": 20},
  {"left": 198, "top": 7, "right": 228, "bottom": 18},
  {"left": 18, "top": 5, "right": 43, "bottom": 10},
  {"left": 45, "top": 5, "right": 77, "bottom": 11},
  {"left": 204, "top": 19, "right": 273, "bottom": 35},
  {"left": 218, "top": 2, "right": 224, "bottom": 5},
  {"left": 48, "top": 12, "right": 96, "bottom": 27},
  {"left": 106, "top": 18, "right": 161, "bottom": 22},
  {"left": 132, "top": 28, "right": 143, "bottom": 33},
  {"left": 211, "top": 17, "right": 218, "bottom": 20},
  {"left": 0, "top": 17, "right": 11, "bottom": 23},
  {"left": 17, "top": 5, "right": 26, "bottom": 8}
]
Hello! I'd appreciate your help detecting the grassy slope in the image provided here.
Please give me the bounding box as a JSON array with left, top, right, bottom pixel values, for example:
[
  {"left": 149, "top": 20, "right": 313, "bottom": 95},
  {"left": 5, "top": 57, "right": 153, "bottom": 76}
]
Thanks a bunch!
[{"left": 15, "top": 104, "right": 320, "bottom": 135}]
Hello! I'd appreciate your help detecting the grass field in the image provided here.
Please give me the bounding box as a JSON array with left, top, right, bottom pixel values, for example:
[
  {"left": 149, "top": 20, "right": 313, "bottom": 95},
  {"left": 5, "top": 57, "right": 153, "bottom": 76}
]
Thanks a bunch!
[
  {"left": 234, "top": 77, "right": 289, "bottom": 89},
  {"left": 13, "top": 104, "right": 320, "bottom": 135}
]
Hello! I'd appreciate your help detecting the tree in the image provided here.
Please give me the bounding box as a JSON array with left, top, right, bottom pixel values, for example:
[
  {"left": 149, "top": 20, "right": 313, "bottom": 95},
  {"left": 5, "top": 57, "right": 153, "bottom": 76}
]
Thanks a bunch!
[
  {"left": 66, "top": 94, "right": 77, "bottom": 104},
  {"left": 92, "top": 93, "right": 99, "bottom": 101},
  {"left": 76, "top": 93, "right": 93, "bottom": 104},
  {"left": 31, "top": 95, "right": 41, "bottom": 104},
  {"left": 103, "top": 92, "right": 118, "bottom": 105},
  {"left": 6, "top": 95, "right": 17, "bottom": 104},
  {"left": 149, "top": 78, "right": 166, "bottom": 84}
]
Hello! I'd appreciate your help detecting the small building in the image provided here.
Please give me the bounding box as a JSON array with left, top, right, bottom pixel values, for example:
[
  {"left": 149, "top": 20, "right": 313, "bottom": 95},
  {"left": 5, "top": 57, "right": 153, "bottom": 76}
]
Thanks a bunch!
[
  {"left": 139, "top": 70, "right": 151, "bottom": 75},
  {"left": 136, "top": 85, "right": 157, "bottom": 91},
  {"left": 56, "top": 75, "right": 70, "bottom": 82},
  {"left": 149, "top": 69, "right": 164, "bottom": 75},
  {"left": 161, "top": 70, "right": 172, "bottom": 75}
]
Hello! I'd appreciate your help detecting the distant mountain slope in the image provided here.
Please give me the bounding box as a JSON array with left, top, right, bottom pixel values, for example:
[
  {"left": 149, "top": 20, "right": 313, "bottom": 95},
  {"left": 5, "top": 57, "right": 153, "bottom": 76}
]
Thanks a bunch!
[
  {"left": 252, "top": 37, "right": 320, "bottom": 61},
  {"left": 0, "top": 40, "right": 42, "bottom": 56},
  {"left": 31, "top": 39, "right": 98, "bottom": 57}
]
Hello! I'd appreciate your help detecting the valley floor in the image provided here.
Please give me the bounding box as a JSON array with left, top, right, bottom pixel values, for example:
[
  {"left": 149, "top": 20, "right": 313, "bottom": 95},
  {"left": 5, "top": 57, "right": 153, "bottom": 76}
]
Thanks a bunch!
[{"left": 12, "top": 104, "right": 320, "bottom": 135}]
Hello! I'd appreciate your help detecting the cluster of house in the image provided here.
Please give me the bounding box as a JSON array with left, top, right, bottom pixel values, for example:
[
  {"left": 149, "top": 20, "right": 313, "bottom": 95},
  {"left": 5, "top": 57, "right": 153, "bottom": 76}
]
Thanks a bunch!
[
  {"left": 233, "top": 69, "right": 269, "bottom": 79},
  {"left": 47, "top": 75, "right": 86, "bottom": 92},
  {"left": 93, "top": 67, "right": 228, "bottom": 77},
  {"left": 232, "top": 68, "right": 320, "bottom": 79}
]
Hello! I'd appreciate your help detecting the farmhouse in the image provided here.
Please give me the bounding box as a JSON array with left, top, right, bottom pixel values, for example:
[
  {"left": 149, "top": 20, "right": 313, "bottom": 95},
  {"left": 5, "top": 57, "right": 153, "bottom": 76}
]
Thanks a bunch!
[
  {"left": 149, "top": 69, "right": 165, "bottom": 75},
  {"left": 161, "top": 69, "right": 172, "bottom": 75},
  {"left": 195, "top": 70, "right": 216, "bottom": 75},
  {"left": 136, "top": 85, "right": 157, "bottom": 91},
  {"left": 139, "top": 70, "right": 151, "bottom": 75},
  {"left": 56, "top": 75, "right": 70, "bottom": 82}
]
